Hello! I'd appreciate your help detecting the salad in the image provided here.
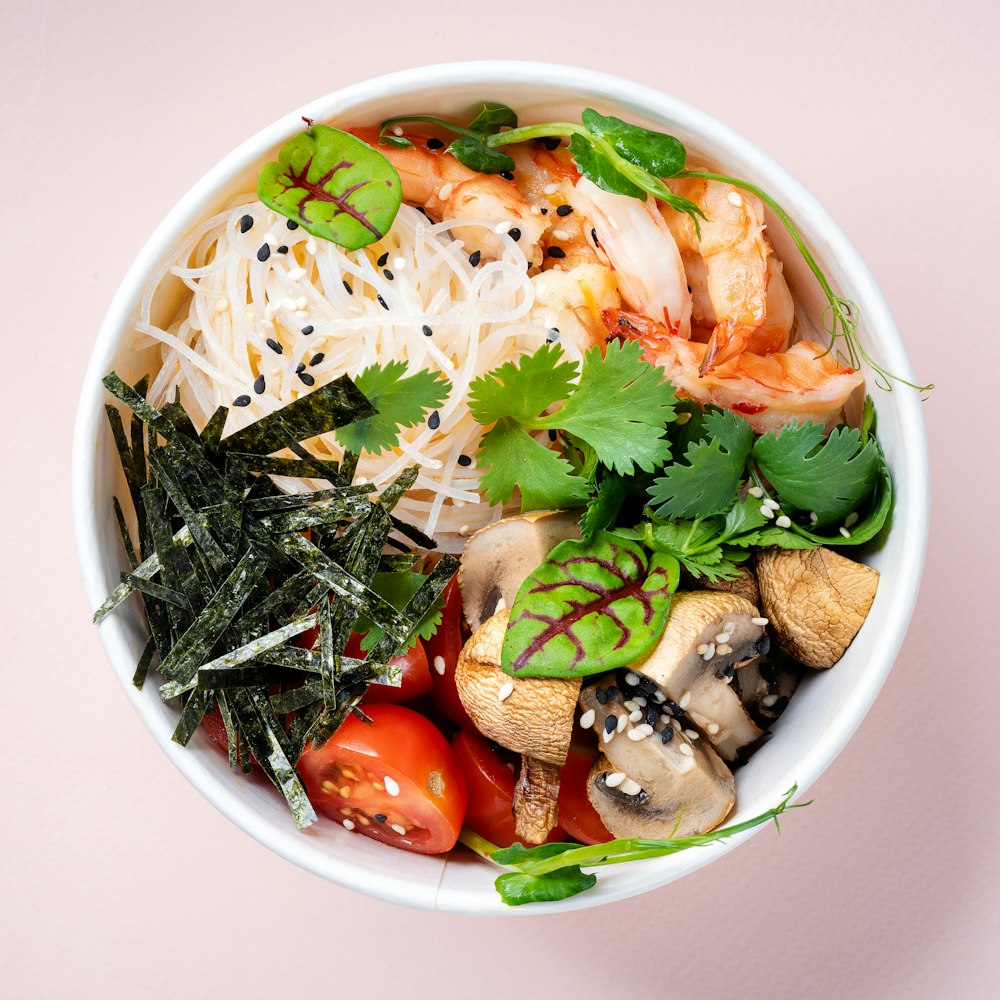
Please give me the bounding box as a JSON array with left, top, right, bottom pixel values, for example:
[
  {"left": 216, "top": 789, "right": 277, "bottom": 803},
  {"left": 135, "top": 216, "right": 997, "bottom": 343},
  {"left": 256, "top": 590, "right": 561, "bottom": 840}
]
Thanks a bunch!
[{"left": 94, "top": 100, "right": 926, "bottom": 906}]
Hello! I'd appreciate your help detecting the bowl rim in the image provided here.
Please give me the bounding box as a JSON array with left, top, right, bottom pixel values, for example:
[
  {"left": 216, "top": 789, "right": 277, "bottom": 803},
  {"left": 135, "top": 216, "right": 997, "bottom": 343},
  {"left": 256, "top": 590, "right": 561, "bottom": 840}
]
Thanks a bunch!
[{"left": 72, "top": 59, "right": 930, "bottom": 914}]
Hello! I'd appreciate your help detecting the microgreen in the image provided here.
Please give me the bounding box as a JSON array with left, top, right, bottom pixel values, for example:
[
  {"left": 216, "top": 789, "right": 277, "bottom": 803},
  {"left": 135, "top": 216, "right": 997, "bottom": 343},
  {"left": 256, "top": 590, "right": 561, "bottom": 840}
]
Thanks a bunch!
[
  {"left": 501, "top": 533, "right": 680, "bottom": 678},
  {"left": 257, "top": 125, "right": 402, "bottom": 251},
  {"left": 461, "top": 785, "right": 809, "bottom": 905}
]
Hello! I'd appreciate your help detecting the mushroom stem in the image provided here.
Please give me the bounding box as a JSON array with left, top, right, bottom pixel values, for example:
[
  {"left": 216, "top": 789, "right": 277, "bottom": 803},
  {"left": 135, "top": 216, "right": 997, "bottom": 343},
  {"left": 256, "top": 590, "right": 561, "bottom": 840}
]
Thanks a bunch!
[{"left": 513, "top": 755, "right": 562, "bottom": 843}]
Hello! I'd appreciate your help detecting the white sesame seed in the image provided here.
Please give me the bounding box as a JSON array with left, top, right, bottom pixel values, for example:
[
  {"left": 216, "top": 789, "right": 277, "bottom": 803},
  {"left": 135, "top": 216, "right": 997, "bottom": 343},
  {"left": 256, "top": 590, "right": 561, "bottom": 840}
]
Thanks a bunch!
[
  {"left": 530, "top": 205, "right": 541, "bottom": 216},
  {"left": 675, "top": 411, "right": 691, "bottom": 425},
  {"left": 459, "top": 524, "right": 471, "bottom": 536},
  {"left": 625, "top": 671, "right": 641, "bottom": 686},
  {"left": 493, "top": 220, "right": 512, "bottom": 235},
  {"left": 295, "top": 296, "right": 308, "bottom": 310},
  {"left": 679, "top": 691, "right": 691, "bottom": 709},
  {"left": 633, "top": 696, "right": 647, "bottom": 707},
  {"left": 605, "top": 771, "right": 626, "bottom": 788},
  {"left": 553, "top": 228, "right": 571, "bottom": 240},
  {"left": 701, "top": 643, "right": 716, "bottom": 661},
  {"left": 775, "top": 515, "right": 792, "bottom": 529},
  {"left": 725, "top": 675, "right": 734, "bottom": 684},
  {"left": 762, "top": 694, "right": 779, "bottom": 708},
  {"left": 623, "top": 699, "right": 639, "bottom": 712},
  {"left": 706, "top": 722, "right": 720, "bottom": 735},
  {"left": 543, "top": 183, "right": 558, "bottom": 195},
  {"left": 724, "top": 621, "right": 736, "bottom": 632},
  {"left": 214, "top": 297, "right": 229, "bottom": 312},
  {"left": 287, "top": 267, "right": 307, "bottom": 281},
  {"left": 619, "top": 778, "right": 643, "bottom": 796},
  {"left": 627, "top": 724, "right": 650, "bottom": 740},
  {"left": 809, "top": 511, "right": 819, "bottom": 524},
  {"left": 392, "top": 125, "right": 404, "bottom": 136},
  {"left": 437, "top": 182, "right": 454, "bottom": 200},
  {"left": 616, "top": 713, "right": 628, "bottom": 733},
  {"left": 391, "top": 823, "right": 407, "bottom": 835},
  {"left": 579, "top": 709, "right": 596, "bottom": 729},
  {"left": 727, "top": 191, "right": 743, "bottom": 206},
  {"left": 629, "top": 709, "right": 644, "bottom": 723},
  {"left": 393, "top": 257, "right": 406, "bottom": 271},
  {"left": 602, "top": 728, "right": 615, "bottom": 744},
  {"left": 751, "top": 617, "right": 769, "bottom": 626},
  {"left": 845, "top": 512, "right": 859, "bottom": 528},
  {"left": 342, "top": 819, "right": 355, "bottom": 831},
  {"left": 696, "top": 644, "right": 708, "bottom": 655},
  {"left": 748, "top": 486, "right": 764, "bottom": 498},
  {"left": 433, "top": 655, "right": 446, "bottom": 676},
  {"left": 717, "top": 643, "right": 733, "bottom": 655},
  {"left": 678, "top": 743, "right": 695, "bottom": 757},
  {"left": 652, "top": 691, "right": 666, "bottom": 703},
  {"left": 305, "top": 238, "right": 317, "bottom": 254},
  {"left": 714, "top": 632, "right": 731, "bottom": 645},
  {"left": 839, "top": 526, "right": 852, "bottom": 538},
  {"left": 760, "top": 504, "right": 775, "bottom": 519},
  {"left": 763, "top": 497, "right": 780, "bottom": 511},
  {"left": 685, "top": 729, "right": 700, "bottom": 740},
  {"left": 383, "top": 776, "right": 400, "bottom": 797},
  {"left": 497, "top": 681, "right": 514, "bottom": 702},
  {"left": 264, "top": 231, "right": 279, "bottom": 246}
]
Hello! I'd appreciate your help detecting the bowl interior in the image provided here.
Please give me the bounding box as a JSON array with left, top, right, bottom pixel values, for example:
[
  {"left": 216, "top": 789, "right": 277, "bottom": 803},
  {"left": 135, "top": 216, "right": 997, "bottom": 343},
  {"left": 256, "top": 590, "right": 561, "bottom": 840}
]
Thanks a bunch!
[{"left": 74, "top": 62, "right": 928, "bottom": 913}]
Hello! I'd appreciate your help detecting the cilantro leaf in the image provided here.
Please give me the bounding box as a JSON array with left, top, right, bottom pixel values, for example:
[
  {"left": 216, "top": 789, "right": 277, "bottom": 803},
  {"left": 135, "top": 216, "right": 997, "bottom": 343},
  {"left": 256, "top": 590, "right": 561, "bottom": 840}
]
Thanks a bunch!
[
  {"left": 639, "top": 519, "right": 746, "bottom": 583},
  {"left": 477, "top": 419, "right": 592, "bottom": 511},
  {"left": 649, "top": 408, "right": 753, "bottom": 518},
  {"left": 752, "top": 422, "right": 880, "bottom": 526},
  {"left": 468, "top": 343, "right": 577, "bottom": 425},
  {"left": 336, "top": 361, "right": 450, "bottom": 456},
  {"left": 355, "top": 571, "right": 445, "bottom": 651},
  {"left": 579, "top": 474, "right": 629, "bottom": 542},
  {"left": 540, "top": 340, "right": 676, "bottom": 475}
]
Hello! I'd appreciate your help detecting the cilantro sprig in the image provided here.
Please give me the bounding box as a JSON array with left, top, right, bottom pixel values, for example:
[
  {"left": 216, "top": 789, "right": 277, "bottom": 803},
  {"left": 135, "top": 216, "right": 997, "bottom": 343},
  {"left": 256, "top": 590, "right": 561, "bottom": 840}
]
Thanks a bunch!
[{"left": 468, "top": 340, "right": 677, "bottom": 511}]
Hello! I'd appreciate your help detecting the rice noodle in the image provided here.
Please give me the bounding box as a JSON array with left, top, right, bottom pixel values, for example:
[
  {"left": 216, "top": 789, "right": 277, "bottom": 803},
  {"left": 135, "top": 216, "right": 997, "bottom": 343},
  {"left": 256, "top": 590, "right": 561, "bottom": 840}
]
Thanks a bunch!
[{"left": 140, "top": 200, "right": 577, "bottom": 549}]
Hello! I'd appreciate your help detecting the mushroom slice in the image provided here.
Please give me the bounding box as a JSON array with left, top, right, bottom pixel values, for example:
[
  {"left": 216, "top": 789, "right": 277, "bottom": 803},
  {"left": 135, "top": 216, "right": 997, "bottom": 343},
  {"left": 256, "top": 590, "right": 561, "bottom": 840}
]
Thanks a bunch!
[
  {"left": 579, "top": 681, "right": 734, "bottom": 838},
  {"left": 630, "top": 591, "right": 766, "bottom": 760},
  {"left": 458, "top": 510, "right": 581, "bottom": 630},
  {"left": 685, "top": 565, "right": 760, "bottom": 607},
  {"left": 755, "top": 547, "right": 879, "bottom": 669},
  {"left": 732, "top": 650, "right": 802, "bottom": 725},
  {"left": 513, "top": 756, "right": 562, "bottom": 843}
]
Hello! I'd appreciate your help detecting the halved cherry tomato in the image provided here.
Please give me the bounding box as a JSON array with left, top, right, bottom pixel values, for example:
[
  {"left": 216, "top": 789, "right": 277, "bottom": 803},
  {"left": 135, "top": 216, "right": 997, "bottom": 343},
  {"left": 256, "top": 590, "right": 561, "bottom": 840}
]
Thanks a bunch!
[
  {"left": 426, "top": 579, "right": 477, "bottom": 731},
  {"left": 201, "top": 707, "right": 231, "bottom": 752},
  {"left": 359, "top": 636, "right": 432, "bottom": 704},
  {"left": 557, "top": 746, "right": 613, "bottom": 845},
  {"left": 297, "top": 704, "right": 467, "bottom": 854}
]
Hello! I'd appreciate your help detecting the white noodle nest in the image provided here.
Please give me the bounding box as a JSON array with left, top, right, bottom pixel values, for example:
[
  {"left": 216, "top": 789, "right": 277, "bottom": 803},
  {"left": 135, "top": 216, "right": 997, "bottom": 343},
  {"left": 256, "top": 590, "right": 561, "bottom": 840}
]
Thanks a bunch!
[{"left": 139, "top": 201, "right": 577, "bottom": 549}]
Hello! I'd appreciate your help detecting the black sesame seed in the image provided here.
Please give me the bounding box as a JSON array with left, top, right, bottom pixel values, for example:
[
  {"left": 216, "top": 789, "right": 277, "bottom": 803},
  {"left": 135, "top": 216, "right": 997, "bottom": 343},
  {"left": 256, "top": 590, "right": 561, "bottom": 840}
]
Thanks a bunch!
[
  {"left": 239, "top": 214, "right": 254, "bottom": 233},
  {"left": 639, "top": 679, "right": 658, "bottom": 696},
  {"left": 422, "top": 324, "right": 433, "bottom": 337},
  {"left": 298, "top": 371, "right": 315, "bottom": 386},
  {"left": 286, "top": 219, "right": 299, "bottom": 230},
  {"left": 499, "top": 170, "right": 515, "bottom": 180},
  {"left": 377, "top": 252, "right": 389, "bottom": 267},
  {"left": 604, "top": 715, "right": 618, "bottom": 735},
  {"left": 468, "top": 250, "right": 481, "bottom": 267},
  {"left": 233, "top": 394, "right": 251, "bottom": 407},
  {"left": 508, "top": 227, "right": 521, "bottom": 242},
  {"left": 300, "top": 325, "right": 314, "bottom": 335},
  {"left": 426, "top": 137, "right": 445, "bottom": 150},
  {"left": 663, "top": 700, "right": 680, "bottom": 716},
  {"left": 595, "top": 687, "right": 609, "bottom": 706},
  {"left": 756, "top": 633, "right": 771, "bottom": 656},
  {"left": 374, "top": 813, "right": 388, "bottom": 823},
  {"left": 645, "top": 704, "right": 660, "bottom": 728},
  {"left": 266, "top": 338, "right": 283, "bottom": 354},
  {"left": 377, "top": 294, "right": 389, "bottom": 310},
  {"left": 309, "top": 352, "right": 324, "bottom": 366},
  {"left": 591, "top": 227, "right": 600, "bottom": 248},
  {"left": 343, "top": 280, "right": 353, "bottom": 295},
  {"left": 605, "top": 685, "right": 619, "bottom": 700},
  {"left": 457, "top": 454, "right": 472, "bottom": 467},
  {"left": 253, "top": 374, "right": 265, "bottom": 394},
  {"left": 556, "top": 204, "right": 573, "bottom": 217},
  {"left": 383, "top": 269, "right": 394, "bottom": 280},
  {"left": 296, "top": 362, "right": 306, "bottom": 374},
  {"left": 276, "top": 245, "right": 289, "bottom": 254},
  {"left": 540, "top": 207, "right": 548, "bottom": 215},
  {"left": 547, "top": 429, "right": 557, "bottom": 442},
  {"left": 660, "top": 726, "right": 675, "bottom": 744},
  {"left": 428, "top": 410, "right": 441, "bottom": 431},
  {"left": 541, "top": 137, "right": 561, "bottom": 151},
  {"left": 548, "top": 246, "right": 566, "bottom": 259},
  {"left": 257, "top": 244, "right": 271, "bottom": 262}
]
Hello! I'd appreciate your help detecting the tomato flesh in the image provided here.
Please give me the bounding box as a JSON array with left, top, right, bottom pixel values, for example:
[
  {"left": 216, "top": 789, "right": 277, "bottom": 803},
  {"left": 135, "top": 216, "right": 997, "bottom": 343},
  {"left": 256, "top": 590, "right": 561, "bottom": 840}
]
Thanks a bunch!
[
  {"left": 360, "top": 637, "right": 432, "bottom": 704},
  {"left": 297, "top": 704, "right": 466, "bottom": 854},
  {"left": 452, "top": 731, "right": 519, "bottom": 847},
  {"left": 557, "top": 746, "right": 613, "bottom": 845},
  {"left": 426, "top": 579, "right": 478, "bottom": 730}
]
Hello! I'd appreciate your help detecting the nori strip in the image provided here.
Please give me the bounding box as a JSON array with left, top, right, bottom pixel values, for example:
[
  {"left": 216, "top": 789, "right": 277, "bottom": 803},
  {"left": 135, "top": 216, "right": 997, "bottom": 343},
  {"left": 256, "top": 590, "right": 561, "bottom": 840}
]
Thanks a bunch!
[
  {"left": 243, "top": 484, "right": 374, "bottom": 512},
  {"left": 215, "top": 690, "right": 240, "bottom": 769},
  {"left": 121, "top": 572, "right": 193, "bottom": 611},
  {"left": 200, "top": 405, "right": 229, "bottom": 451},
  {"left": 132, "top": 635, "right": 157, "bottom": 689},
  {"left": 221, "top": 375, "right": 374, "bottom": 456},
  {"left": 339, "top": 450, "right": 359, "bottom": 482},
  {"left": 317, "top": 599, "right": 336, "bottom": 707},
  {"left": 287, "top": 441, "right": 346, "bottom": 485},
  {"left": 258, "top": 495, "right": 373, "bottom": 534},
  {"left": 171, "top": 688, "right": 214, "bottom": 746},
  {"left": 102, "top": 373, "right": 174, "bottom": 438},
  {"left": 141, "top": 485, "right": 196, "bottom": 634},
  {"left": 389, "top": 514, "right": 437, "bottom": 551},
  {"left": 157, "top": 549, "right": 267, "bottom": 684},
  {"left": 378, "top": 466, "right": 419, "bottom": 514},
  {"left": 113, "top": 497, "right": 139, "bottom": 570}
]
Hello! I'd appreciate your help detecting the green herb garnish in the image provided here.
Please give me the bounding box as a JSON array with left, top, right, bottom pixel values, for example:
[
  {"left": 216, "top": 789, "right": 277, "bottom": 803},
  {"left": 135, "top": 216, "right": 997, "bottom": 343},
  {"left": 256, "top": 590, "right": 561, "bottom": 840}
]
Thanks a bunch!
[{"left": 461, "top": 785, "right": 809, "bottom": 905}]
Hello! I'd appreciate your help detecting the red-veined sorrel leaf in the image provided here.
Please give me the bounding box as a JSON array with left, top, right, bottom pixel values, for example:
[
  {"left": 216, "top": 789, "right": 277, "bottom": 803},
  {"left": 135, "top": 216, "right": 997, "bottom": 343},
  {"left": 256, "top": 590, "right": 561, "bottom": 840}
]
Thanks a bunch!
[
  {"left": 500, "top": 532, "right": 680, "bottom": 678},
  {"left": 257, "top": 125, "right": 402, "bottom": 251}
]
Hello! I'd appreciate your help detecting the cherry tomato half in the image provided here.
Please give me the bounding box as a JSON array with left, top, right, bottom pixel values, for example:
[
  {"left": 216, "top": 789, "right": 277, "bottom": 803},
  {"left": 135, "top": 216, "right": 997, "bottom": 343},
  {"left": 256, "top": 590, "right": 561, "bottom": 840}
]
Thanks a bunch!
[
  {"left": 557, "top": 746, "right": 613, "bottom": 845},
  {"left": 426, "top": 579, "right": 477, "bottom": 731},
  {"left": 297, "top": 704, "right": 467, "bottom": 854},
  {"left": 359, "top": 637, "right": 432, "bottom": 705}
]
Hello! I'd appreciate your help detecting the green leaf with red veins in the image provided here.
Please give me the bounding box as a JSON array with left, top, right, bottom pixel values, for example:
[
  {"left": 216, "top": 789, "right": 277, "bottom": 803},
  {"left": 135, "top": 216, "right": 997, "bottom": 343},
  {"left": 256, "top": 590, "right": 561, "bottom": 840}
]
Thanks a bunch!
[
  {"left": 501, "top": 533, "right": 680, "bottom": 678},
  {"left": 257, "top": 125, "right": 402, "bottom": 251}
]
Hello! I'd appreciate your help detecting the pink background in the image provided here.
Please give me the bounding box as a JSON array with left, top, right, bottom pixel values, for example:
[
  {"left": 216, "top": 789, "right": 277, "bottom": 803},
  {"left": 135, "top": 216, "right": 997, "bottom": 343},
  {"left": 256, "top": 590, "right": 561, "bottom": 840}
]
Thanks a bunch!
[{"left": 2, "top": 1, "right": 995, "bottom": 997}]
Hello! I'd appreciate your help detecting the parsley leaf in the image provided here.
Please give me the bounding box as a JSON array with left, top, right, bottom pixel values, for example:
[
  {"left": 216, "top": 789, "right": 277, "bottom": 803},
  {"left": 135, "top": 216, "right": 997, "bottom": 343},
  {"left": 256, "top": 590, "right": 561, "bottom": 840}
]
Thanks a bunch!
[
  {"left": 649, "top": 408, "right": 753, "bottom": 517},
  {"left": 335, "top": 361, "right": 450, "bottom": 456},
  {"left": 477, "top": 419, "right": 591, "bottom": 511},
  {"left": 752, "top": 422, "right": 880, "bottom": 526},
  {"left": 468, "top": 343, "right": 576, "bottom": 425}
]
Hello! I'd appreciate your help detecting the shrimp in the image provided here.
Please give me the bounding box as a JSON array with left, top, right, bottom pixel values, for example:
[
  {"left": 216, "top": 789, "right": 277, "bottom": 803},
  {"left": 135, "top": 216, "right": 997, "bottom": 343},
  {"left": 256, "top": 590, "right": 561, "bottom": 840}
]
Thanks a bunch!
[
  {"left": 529, "top": 263, "right": 621, "bottom": 353},
  {"left": 660, "top": 176, "right": 790, "bottom": 372},
  {"left": 572, "top": 178, "right": 692, "bottom": 340},
  {"left": 350, "top": 128, "right": 547, "bottom": 263},
  {"left": 603, "top": 308, "right": 863, "bottom": 433}
]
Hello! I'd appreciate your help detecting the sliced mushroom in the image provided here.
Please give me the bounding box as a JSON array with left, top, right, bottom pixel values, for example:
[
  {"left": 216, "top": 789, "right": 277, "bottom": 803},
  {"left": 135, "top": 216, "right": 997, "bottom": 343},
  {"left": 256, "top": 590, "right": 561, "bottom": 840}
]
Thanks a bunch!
[
  {"left": 732, "top": 650, "right": 802, "bottom": 725},
  {"left": 455, "top": 608, "right": 581, "bottom": 842},
  {"left": 579, "top": 680, "right": 735, "bottom": 838},
  {"left": 458, "top": 510, "right": 581, "bottom": 630},
  {"left": 691, "top": 565, "right": 760, "bottom": 607},
  {"left": 755, "top": 547, "right": 879, "bottom": 669},
  {"left": 630, "top": 591, "right": 766, "bottom": 760}
]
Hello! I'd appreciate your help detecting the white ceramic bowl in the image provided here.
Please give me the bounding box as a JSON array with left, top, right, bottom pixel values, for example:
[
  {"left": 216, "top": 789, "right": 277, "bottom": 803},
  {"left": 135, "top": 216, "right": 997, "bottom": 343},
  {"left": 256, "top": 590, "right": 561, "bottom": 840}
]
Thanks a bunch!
[{"left": 73, "top": 61, "right": 929, "bottom": 913}]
